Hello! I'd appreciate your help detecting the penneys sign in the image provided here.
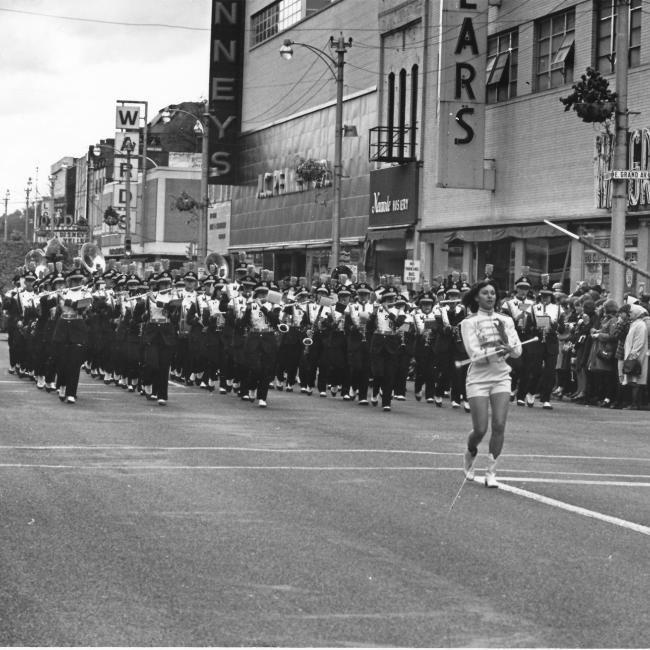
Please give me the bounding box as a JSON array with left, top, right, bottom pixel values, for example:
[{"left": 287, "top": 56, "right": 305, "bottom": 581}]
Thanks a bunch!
[
  {"left": 437, "top": 0, "right": 488, "bottom": 190},
  {"left": 208, "top": 0, "right": 245, "bottom": 185}
]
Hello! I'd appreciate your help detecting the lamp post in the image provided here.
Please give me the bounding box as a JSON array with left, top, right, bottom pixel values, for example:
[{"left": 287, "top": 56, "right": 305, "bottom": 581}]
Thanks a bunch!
[
  {"left": 280, "top": 34, "right": 352, "bottom": 270},
  {"left": 24, "top": 177, "right": 32, "bottom": 242},
  {"left": 121, "top": 136, "right": 135, "bottom": 255},
  {"left": 160, "top": 103, "right": 210, "bottom": 263},
  {"left": 3, "top": 189, "right": 9, "bottom": 242}
]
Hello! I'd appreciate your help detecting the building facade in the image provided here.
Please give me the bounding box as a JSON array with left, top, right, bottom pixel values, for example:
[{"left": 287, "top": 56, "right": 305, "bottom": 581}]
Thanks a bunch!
[{"left": 228, "top": 0, "right": 650, "bottom": 292}]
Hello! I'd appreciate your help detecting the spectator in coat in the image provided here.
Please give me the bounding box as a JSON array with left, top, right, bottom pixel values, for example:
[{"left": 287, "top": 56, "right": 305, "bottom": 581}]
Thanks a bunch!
[{"left": 621, "top": 303, "right": 649, "bottom": 410}]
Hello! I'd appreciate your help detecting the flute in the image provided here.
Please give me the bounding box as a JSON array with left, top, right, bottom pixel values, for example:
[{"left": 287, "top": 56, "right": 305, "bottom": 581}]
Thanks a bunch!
[{"left": 454, "top": 336, "right": 539, "bottom": 368}]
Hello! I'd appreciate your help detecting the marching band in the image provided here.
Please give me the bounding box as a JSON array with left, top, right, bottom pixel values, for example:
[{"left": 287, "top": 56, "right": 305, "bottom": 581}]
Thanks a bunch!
[{"left": 2, "top": 251, "right": 607, "bottom": 412}]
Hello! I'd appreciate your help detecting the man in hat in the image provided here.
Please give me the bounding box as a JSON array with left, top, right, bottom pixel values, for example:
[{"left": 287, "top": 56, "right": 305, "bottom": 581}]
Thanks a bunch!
[
  {"left": 51, "top": 259, "right": 93, "bottom": 404},
  {"left": 318, "top": 283, "right": 351, "bottom": 399},
  {"left": 133, "top": 270, "right": 179, "bottom": 405},
  {"left": 392, "top": 290, "right": 416, "bottom": 401},
  {"left": 367, "top": 284, "right": 402, "bottom": 411},
  {"left": 412, "top": 291, "right": 439, "bottom": 403},
  {"left": 275, "top": 285, "right": 309, "bottom": 392},
  {"left": 526, "top": 275, "right": 565, "bottom": 409},
  {"left": 13, "top": 265, "right": 40, "bottom": 379},
  {"left": 344, "top": 276, "right": 374, "bottom": 404},
  {"left": 225, "top": 273, "right": 256, "bottom": 398},
  {"left": 241, "top": 283, "right": 281, "bottom": 407},
  {"left": 2, "top": 273, "right": 24, "bottom": 375}
]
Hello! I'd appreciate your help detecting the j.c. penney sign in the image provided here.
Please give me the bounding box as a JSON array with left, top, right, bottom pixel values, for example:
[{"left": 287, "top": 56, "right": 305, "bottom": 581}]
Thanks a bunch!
[{"left": 437, "top": 0, "right": 488, "bottom": 190}]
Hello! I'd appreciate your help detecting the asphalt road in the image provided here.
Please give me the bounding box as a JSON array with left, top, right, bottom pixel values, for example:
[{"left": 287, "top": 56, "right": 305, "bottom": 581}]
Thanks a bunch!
[{"left": 1, "top": 336, "right": 649, "bottom": 647}]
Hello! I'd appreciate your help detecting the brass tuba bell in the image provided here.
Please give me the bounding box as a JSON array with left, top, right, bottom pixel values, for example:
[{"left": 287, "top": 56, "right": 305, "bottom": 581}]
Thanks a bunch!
[
  {"left": 80, "top": 242, "right": 106, "bottom": 275},
  {"left": 25, "top": 248, "right": 48, "bottom": 278},
  {"left": 205, "top": 252, "right": 229, "bottom": 280}
]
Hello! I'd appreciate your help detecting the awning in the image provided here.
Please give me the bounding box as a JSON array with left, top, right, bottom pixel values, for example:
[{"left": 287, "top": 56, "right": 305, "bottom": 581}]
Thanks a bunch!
[
  {"left": 366, "top": 226, "right": 411, "bottom": 241},
  {"left": 418, "top": 223, "right": 565, "bottom": 244}
]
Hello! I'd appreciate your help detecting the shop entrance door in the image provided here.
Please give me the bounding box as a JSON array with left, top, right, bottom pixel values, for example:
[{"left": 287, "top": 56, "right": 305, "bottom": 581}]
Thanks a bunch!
[{"left": 476, "top": 239, "right": 513, "bottom": 294}]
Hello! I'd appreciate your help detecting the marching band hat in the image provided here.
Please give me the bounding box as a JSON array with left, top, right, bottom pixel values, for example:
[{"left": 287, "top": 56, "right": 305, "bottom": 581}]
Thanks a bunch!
[
  {"left": 94, "top": 274, "right": 107, "bottom": 286},
  {"left": 156, "top": 271, "right": 173, "bottom": 284},
  {"left": 183, "top": 270, "right": 199, "bottom": 282},
  {"left": 241, "top": 275, "right": 257, "bottom": 287},
  {"left": 253, "top": 283, "right": 269, "bottom": 295},
  {"left": 23, "top": 268, "right": 37, "bottom": 282},
  {"left": 418, "top": 291, "right": 436, "bottom": 304},
  {"left": 126, "top": 273, "right": 141, "bottom": 286},
  {"left": 380, "top": 286, "right": 396, "bottom": 301},
  {"left": 316, "top": 283, "right": 330, "bottom": 295},
  {"left": 459, "top": 280, "right": 472, "bottom": 293},
  {"left": 202, "top": 274, "right": 217, "bottom": 285},
  {"left": 336, "top": 284, "right": 351, "bottom": 297},
  {"left": 515, "top": 266, "right": 532, "bottom": 288},
  {"left": 355, "top": 282, "right": 372, "bottom": 294},
  {"left": 65, "top": 264, "right": 86, "bottom": 281}
]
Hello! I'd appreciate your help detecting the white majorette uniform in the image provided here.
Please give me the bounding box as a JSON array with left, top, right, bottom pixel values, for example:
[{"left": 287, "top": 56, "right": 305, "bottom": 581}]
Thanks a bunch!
[{"left": 460, "top": 309, "right": 522, "bottom": 399}]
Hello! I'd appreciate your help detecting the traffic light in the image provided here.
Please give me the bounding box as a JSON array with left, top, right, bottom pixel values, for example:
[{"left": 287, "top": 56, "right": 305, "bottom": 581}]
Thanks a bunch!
[{"left": 125, "top": 238, "right": 132, "bottom": 255}]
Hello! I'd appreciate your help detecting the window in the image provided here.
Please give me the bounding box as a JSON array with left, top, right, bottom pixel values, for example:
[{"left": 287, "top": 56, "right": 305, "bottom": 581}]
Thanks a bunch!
[
  {"left": 251, "top": 0, "right": 301, "bottom": 46},
  {"left": 535, "top": 9, "right": 575, "bottom": 92},
  {"left": 595, "top": 0, "right": 642, "bottom": 73},
  {"left": 486, "top": 29, "right": 518, "bottom": 103}
]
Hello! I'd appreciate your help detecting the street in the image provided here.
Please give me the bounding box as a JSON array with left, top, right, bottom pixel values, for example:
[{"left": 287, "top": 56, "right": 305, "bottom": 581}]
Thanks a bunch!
[{"left": 1, "top": 336, "right": 649, "bottom": 647}]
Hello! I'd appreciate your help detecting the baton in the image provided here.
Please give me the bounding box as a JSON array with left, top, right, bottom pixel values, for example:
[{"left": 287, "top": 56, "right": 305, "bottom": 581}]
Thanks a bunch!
[{"left": 454, "top": 336, "right": 539, "bottom": 368}]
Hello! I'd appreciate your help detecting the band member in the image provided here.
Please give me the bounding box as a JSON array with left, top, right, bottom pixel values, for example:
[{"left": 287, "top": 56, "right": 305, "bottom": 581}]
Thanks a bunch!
[
  {"left": 276, "top": 286, "right": 308, "bottom": 392},
  {"left": 201, "top": 276, "right": 229, "bottom": 392},
  {"left": 367, "top": 285, "right": 402, "bottom": 411},
  {"left": 226, "top": 274, "right": 256, "bottom": 398},
  {"left": 299, "top": 283, "right": 328, "bottom": 395},
  {"left": 241, "top": 283, "right": 281, "bottom": 407},
  {"left": 413, "top": 291, "right": 439, "bottom": 403},
  {"left": 133, "top": 270, "right": 180, "bottom": 405},
  {"left": 51, "top": 260, "right": 93, "bottom": 404},
  {"left": 345, "top": 278, "right": 374, "bottom": 404},
  {"left": 460, "top": 281, "right": 522, "bottom": 487},
  {"left": 318, "top": 284, "right": 350, "bottom": 398},
  {"left": 2, "top": 274, "right": 23, "bottom": 375},
  {"left": 392, "top": 290, "right": 415, "bottom": 401},
  {"left": 529, "top": 276, "right": 565, "bottom": 409}
]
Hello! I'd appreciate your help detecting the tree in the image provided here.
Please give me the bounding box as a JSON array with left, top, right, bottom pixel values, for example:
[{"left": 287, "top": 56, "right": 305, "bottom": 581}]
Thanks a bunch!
[{"left": 559, "top": 67, "right": 617, "bottom": 124}]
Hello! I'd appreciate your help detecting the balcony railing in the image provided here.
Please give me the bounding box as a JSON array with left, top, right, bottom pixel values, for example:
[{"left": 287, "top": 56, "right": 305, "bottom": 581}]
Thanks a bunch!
[{"left": 369, "top": 125, "right": 418, "bottom": 164}]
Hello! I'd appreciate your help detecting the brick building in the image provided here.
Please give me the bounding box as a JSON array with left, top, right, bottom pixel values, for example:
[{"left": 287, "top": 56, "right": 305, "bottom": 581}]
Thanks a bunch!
[{"left": 224, "top": 0, "right": 649, "bottom": 291}]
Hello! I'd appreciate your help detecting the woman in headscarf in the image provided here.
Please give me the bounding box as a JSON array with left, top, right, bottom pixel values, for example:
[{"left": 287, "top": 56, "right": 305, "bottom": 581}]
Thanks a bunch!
[{"left": 621, "top": 303, "right": 649, "bottom": 410}]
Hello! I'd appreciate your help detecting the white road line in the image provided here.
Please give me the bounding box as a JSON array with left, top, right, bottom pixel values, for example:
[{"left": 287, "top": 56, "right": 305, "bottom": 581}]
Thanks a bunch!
[
  {"left": 490, "top": 479, "right": 650, "bottom": 536},
  {"left": 0, "top": 445, "right": 649, "bottom": 465},
  {"left": 499, "top": 477, "right": 650, "bottom": 487}
]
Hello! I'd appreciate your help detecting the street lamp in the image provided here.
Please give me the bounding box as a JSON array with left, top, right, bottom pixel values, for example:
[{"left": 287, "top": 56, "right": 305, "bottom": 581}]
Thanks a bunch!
[
  {"left": 47, "top": 174, "right": 55, "bottom": 238},
  {"left": 161, "top": 104, "right": 210, "bottom": 263},
  {"left": 3, "top": 189, "right": 9, "bottom": 242},
  {"left": 280, "top": 34, "right": 352, "bottom": 270},
  {"left": 24, "top": 176, "right": 33, "bottom": 241}
]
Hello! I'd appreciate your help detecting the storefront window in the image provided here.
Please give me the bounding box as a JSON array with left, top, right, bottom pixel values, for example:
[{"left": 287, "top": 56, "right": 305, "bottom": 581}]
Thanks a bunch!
[
  {"left": 447, "top": 244, "right": 464, "bottom": 273},
  {"left": 524, "top": 238, "right": 548, "bottom": 282}
]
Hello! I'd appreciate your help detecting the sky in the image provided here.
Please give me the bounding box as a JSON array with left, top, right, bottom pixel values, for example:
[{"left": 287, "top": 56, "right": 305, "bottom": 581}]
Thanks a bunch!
[{"left": 0, "top": 0, "right": 211, "bottom": 214}]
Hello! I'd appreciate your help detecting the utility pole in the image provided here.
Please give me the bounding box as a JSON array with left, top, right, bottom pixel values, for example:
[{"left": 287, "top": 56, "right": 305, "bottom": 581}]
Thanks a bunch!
[
  {"left": 330, "top": 33, "right": 351, "bottom": 272},
  {"left": 24, "top": 177, "right": 32, "bottom": 242},
  {"left": 610, "top": 0, "right": 630, "bottom": 303},
  {"left": 3, "top": 189, "right": 9, "bottom": 242},
  {"left": 122, "top": 137, "right": 135, "bottom": 255}
]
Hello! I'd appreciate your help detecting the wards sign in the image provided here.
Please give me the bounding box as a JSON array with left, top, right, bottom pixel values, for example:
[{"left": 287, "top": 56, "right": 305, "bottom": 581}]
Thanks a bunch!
[{"left": 208, "top": 1, "right": 245, "bottom": 185}]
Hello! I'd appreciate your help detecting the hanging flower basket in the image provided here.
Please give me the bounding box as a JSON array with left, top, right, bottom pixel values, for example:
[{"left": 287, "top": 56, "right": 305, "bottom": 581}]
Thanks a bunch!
[
  {"left": 560, "top": 67, "right": 617, "bottom": 123},
  {"left": 295, "top": 158, "right": 331, "bottom": 185},
  {"left": 103, "top": 206, "right": 120, "bottom": 227},
  {"left": 175, "top": 191, "right": 199, "bottom": 212}
]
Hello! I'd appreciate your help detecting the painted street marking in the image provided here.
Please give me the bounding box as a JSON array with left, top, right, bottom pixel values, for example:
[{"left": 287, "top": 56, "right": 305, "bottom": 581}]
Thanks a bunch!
[{"left": 490, "top": 479, "right": 650, "bottom": 537}]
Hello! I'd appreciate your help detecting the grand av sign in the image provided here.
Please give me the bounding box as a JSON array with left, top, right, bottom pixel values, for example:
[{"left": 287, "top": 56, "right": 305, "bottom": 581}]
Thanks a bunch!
[
  {"left": 437, "top": 0, "right": 488, "bottom": 190},
  {"left": 208, "top": 0, "right": 245, "bottom": 185},
  {"left": 596, "top": 128, "right": 650, "bottom": 209}
]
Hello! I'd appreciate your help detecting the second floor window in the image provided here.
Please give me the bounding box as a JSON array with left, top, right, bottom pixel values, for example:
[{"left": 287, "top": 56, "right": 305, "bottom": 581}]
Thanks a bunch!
[
  {"left": 596, "top": 0, "right": 642, "bottom": 73},
  {"left": 251, "top": 0, "right": 301, "bottom": 46},
  {"left": 535, "top": 9, "right": 575, "bottom": 92},
  {"left": 486, "top": 29, "right": 518, "bottom": 103}
]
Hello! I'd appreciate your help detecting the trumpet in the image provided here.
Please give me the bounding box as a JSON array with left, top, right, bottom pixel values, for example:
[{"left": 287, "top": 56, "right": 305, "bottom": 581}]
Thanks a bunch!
[
  {"left": 278, "top": 322, "right": 290, "bottom": 333},
  {"left": 302, "top": 328, "right": 314, "bottom": 347}
]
